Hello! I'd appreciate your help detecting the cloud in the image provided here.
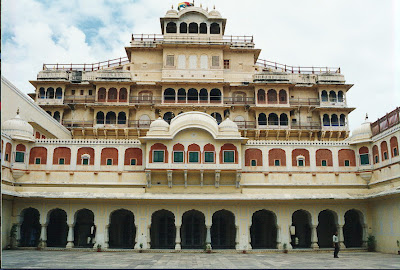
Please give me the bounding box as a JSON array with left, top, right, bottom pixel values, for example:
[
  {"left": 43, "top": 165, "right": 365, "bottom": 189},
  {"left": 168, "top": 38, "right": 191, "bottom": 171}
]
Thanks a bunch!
[{"left": 1, "top": 0, "right": 399, "bottom": 131}]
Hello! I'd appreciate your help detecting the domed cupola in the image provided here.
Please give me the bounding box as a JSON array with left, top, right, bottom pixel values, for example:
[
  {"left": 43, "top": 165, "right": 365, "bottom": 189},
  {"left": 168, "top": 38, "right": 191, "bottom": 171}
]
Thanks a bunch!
[
  {"left": 219, "top": 118, "right": 239, "bottom": 133},
  {"left": 348, "top": 115, "right": 372, "bottom": 144},
  {"left": 208, "top": 6, "right": 222, "bottom": 17},
  {"left": 165, "top": 5, "right": 178, "bottom": 16},
  {"left": 149, "top": 117, "right": 170, "bottom": 132},
  {"left": 2, "top": 109, "right": 35, "bottom": 142}
]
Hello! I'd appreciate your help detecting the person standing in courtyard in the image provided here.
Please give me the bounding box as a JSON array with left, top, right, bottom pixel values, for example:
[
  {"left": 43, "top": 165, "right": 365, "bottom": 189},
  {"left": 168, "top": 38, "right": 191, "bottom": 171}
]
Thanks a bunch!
[{"left": 333, "top": 231, "right": 339, "bottom": 258}]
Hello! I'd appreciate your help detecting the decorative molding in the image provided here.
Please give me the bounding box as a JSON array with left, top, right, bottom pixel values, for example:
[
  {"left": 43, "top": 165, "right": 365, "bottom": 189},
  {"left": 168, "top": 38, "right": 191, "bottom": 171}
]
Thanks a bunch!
[
  {"left": 35, "top": 138, "right": 141, "bottom": 145},
  {"left": 246, "top": 140, "right": 349, "bottom": 146}
]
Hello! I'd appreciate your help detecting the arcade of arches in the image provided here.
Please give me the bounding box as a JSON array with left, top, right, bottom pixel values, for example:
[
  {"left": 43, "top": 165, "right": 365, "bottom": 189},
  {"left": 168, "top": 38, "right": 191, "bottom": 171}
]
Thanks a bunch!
[{"left": 16, "top": 205, "right": 367, "bottom": 250}]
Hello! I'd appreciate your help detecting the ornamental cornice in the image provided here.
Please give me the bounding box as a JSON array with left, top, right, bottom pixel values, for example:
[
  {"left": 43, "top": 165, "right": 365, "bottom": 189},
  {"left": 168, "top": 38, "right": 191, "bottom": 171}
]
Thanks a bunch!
[
  {"left": 35, "top": 138, "right": 141, "bottom": 145},
  {"left": 246, "top": 140, "right": 350, "bottom": 146}
]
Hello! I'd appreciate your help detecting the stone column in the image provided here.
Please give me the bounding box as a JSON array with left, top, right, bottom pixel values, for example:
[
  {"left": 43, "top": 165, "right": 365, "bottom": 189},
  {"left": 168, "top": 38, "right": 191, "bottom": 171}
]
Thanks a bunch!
[
  {"left": 276, "top": 225, "right": 282, "bottom": 249},
  {"left": 235, "top": 225, "right": 239, "bottom": 250},
  {"left": 205, "top": 225, "right": 211, "bottom": 247},
  {"left": 311, "top": 224, "right": 319, "bottom": 249},
  {"left": 104, "top": 225, "right": 109, "bottom": 249},
  {"left": 15, "top": 223, "right": 21, "bottom": 247},
  {"left": 134, "top": 225, "right": 139, "bottom": 249},
  {"left": 66, "top": 224, "right": 74, "bottom": 248},
  {"left": 147, "top": 225, "right": 151, "bottom": 249},
  {"left": 40, "top": 224, "right": 47, "bottom": 247},
  {"left": 248, "top": 225, "right": 252, "bottom": 250},
  {"left": 338, "top": 224, "right": 345, "bottom": 249},
  {"left": 175, "top": 225, "right": 181, "bottom": 250},
  {"left": 362, "top": 224, "right": 367, "bottom": 248}
]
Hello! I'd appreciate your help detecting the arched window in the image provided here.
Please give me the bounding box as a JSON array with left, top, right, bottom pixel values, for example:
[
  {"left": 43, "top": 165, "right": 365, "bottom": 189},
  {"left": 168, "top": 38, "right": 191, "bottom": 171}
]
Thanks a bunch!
[
  {"left": 77, "top": 147, "right": 94, "bottom": 165},
  {"left": 53, "top": 147, "right": 71, "bottom": 165},
  {"left": 329, "top": 91, "right": 337, "bottom": 102},
  {"left": 119, "top": 88, "right": 127, "bottom": 102},
  {"left": 124, "top": 148, "right": 143, "bottom": 165},
  {"left": 390, "top": 136, "right": 399, "bottom": 157},
  {"left": 139, "top": 114, "right": 151, "bottom": 128},
  {"left": 138, "top": 90, "right": 153, "bottom": 102},
  {"left": 101, "top": 148, "right": 118, "bottom": 166},
  {"left": 177, "top": 88, "right": 186, "bottom": 103},
  {"left": 118, "top": 112, "right": 126, "bottom": 125},
  {"left": 29, "top": 147, "right": 47, "bottom": 165},
  {"left": 323, "top": 114, "right": 330, "bottom": 126},
  {"left": 39, "top": 87, "right": 45, "bottom": 99},
  {"left": 316, "top": 149, "right": 333, "bottom": 166},
  {"left": 55, "top": 88, "right": 62, "bottom": 99},
  {"left": 372, "top": 145, "right": 379, "bottom": 164},
  {"left": 338, "top": 149, "right": 356, "bottom": 167},
  {"left": 280, "top": 113, "right": 288, "bottom": 126},
  {"left": 268, "top": 148, "right": 286, "bottom": 166},
  {"left": 268, "top": 113, "right": 279, "bottom": 125},
  {"left": 164, "top": 88, "right": 176, "bottom": 102},
  {"left": 166, "top": 22, "right": 177, "bottom": 33},
  {"left": 267, "top": 89, "right": 277, "bottom": 104},
  {"left": 189, "top": 22, "right": 198, "bottom": 33},
  {"left": 53, "top": 111, "right": 61, "bottom": 122},
  {"left": 331, "top": 114, "right": 339, "bottom": 126},
  {"left": 279, "top": 90, "right": 287, "bottom": 104},
  {"left": 180, "top": 22, "right": 187, "bottom": 33},
  {"left": 359, "top": 147, "right": 370, "bottom": 165},
  {"left": 340, "top": 114, "right": 346, "bottom": 126},
  {"left": 210, "top": 88, "right": 221, "bottom": 103},
  {"left": 96, "top": 112, "right": 105, "bottom": 124},
  {"left": 210, "top": 23, "right": 220, "bottom": 34},
  {"left": 98, "top": 88, "right": 106, "bottom": 102},
  {"left": 188, "top": 88, "right": 198, "bottom": 103},
  {"left": 257, "top": 89, "right": 266, "bottom": 104},
  {"left": 199, "top": 23, "right": 207, "bottom": 34},
  {"left": 258, "top": 113, "right": 267, "bottom": 126},
  {"left": 108, "top": 88, "right": 118, "bottom": 102},
  {"left": 46, "top": 87, "right": 54, "bottom": 99},
  {"left": 245, "top": 148, "right": 263, "bottom": 166},
  {"left": 211, "top": 112, "right": 222, "bottom": 124},
  {"left": 338, "top": 91, "right": 344, "bottom": 102},
  {"left": 199, "top": 88, "right": 208, "bottom": 102},
  {"left": 381, "top": 141, "right": 389, "bottom": 161},
  {"left": 321, "top": 90, "right": 328, "bottom": 102},
  {"left": 15, "top": 144, "right": 26, "bottom": 163},
  {"left": 292, "top": 149, "right": 310, "bottom": 166},
  {"left": 163, "top": 112, "right": 175, "bottom": 124},
  {"left": 106, "top": 112, "right": 116, "bottom": 124}
]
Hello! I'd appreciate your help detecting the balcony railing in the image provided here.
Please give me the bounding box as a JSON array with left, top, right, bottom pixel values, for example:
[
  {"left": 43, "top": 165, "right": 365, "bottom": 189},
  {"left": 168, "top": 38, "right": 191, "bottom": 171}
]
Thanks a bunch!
[
  {"left": 128, "top": 120, "right": 152, "bottom": 128},
  {"left": 234, "top": 121, "right": 256, "bottom": 129},
  {"left": 289, "top": 98, "right": 320, "bottom": 106},
  {"left": 371, "top": 107, "right": 400, "bottom": 136},
  {"left": 256, "top": 59, "right": 340, "bottom": 74},
  {"left": 43, "top": 57, "right": 129, "bottom": 71},
  {"left": 129, "top": 96, "right": 162, "bottom": 104},
  {"left": 64, "top": 96, "right": 96, "bottom": 104},
  {"left": 62, "top": 120, "right": 93, "bottom": 128},
  {"left": 291, "top": 122, "right": 321, "bottom": 130},
  {"left": 224, "top": 97, "right": 255, "bottom": 105}
]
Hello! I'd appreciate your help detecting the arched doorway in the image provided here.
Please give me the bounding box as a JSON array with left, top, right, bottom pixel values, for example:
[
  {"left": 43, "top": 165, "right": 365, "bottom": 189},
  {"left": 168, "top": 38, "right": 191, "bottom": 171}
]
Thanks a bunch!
[
  {"left": 343, "top": 209, "right": 363, "bottom": 247},
  {"left": 317, "top": 210, "right": 337, "bottom": 248},
  {"left": 181, "top": 210, "right": 206, "bottom": 249},
  {"left": 19, "top": 208, "right": 41, "bottom": 247},
  {"left": 150, "top": 210, "right": 175, "bottom": 249},
  {"left": 211, "top": 210, "right": 236, "bottom": 249},
  {"left": 291, "top": 210, "right": 311, "bottom": 248},
  {"left": 74, "top": 209, "right": 95, "bottom": 248},
  {"left": 250, "top": 210, "right": 277, "bottom": 249},
  {"left": 108, "top": 209, "right": 135, "bottom": 249},
  {"left": 47, "top": 209, "right": 68, "bottom": 247}
]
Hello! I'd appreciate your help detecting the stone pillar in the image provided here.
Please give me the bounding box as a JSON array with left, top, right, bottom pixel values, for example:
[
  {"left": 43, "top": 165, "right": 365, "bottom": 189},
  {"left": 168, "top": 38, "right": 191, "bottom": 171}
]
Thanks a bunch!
[
  {"left": 147, "top": 225, "right": 151, "bottom": 249},
  {"left": 235, "top": 226, "right": 239, "bottom": 250},
  {"left": 248, "top": 225, "right": 252, "bottom": 250},
  {"left": 338, "top": 224, "right": 345, "bottom": 249},
  {"left": 40, "top": 224, "right": 47, "bottom": 247},
  {"left": 362, "top": 224, "right": 367, "bottom": 248},
  {"left": 104, "top": 225, "right": 109, "bottom": 249},
  {"left": 311, "top": 224, "right": 318, "bottom": 249},
  {"left": 134, "top": 225, "right": 139, "bottom": 249},
  {"left": 46, "top": 146, "right": 54, "bottom": 170},
  {"left": 66, "top": 224, "right": 74, "bottom": 248},
  {"left": 175, "top": 226, "right": 181, "bottom": 250},
  {"left": 276, "top": 225, "right": 282, "bottom": 249},
  {"left": 15, "top": 223, "right": 21, "bottom": 247},
  {"left": 205, "top": 225, "right": 211, "bottom": 247}
]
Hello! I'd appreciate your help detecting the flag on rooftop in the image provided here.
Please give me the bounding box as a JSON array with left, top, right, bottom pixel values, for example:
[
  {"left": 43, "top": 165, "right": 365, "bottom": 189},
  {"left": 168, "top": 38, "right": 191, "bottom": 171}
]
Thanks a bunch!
[{"left": 178, "top": 2, "right": 193, "bottom": 11}]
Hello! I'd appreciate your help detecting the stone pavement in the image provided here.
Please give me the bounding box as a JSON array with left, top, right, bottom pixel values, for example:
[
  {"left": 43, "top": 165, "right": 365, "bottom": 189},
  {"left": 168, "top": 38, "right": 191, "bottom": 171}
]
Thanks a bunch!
[{"left": 1, "top": 250, "right": 399, "bottom": 269}]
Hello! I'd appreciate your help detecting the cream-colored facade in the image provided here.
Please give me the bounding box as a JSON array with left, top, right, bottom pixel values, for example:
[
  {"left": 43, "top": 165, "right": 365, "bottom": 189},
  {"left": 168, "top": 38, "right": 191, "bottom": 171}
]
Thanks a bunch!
[{"left": 1, "top": 5, "right": 399, "bottom": 254}]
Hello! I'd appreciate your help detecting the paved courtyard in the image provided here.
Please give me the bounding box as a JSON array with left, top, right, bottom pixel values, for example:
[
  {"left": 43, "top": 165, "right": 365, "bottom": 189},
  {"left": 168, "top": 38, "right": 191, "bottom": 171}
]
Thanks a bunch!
[{"left": 1, "top": 250, "right": 399, "bottom": 269}]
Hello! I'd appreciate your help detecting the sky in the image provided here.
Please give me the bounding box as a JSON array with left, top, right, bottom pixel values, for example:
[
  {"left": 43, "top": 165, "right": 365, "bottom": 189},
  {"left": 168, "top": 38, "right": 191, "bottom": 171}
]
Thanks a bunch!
[{"left": 2, "top": 0, "right": 399, "bottom": 131}]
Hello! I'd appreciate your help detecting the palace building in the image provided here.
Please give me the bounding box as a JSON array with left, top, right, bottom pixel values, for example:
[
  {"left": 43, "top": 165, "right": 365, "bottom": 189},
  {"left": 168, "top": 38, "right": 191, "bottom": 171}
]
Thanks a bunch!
[{"left": 1, "top": 4, "right": 399, "bottom": 253}]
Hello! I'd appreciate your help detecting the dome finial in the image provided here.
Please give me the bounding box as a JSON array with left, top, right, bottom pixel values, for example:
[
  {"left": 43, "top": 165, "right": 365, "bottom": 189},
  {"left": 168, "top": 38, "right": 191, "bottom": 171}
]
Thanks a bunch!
[
  {"left": 213, "top": 4, "right": 215, "bottom": 9},
  {"left": 200, "top": 3, "right": 202, "bottom": 8},
  {"left": 365, "top": 113, "right": 368, "bottom": 121},
  {"left": 171, "top": 4, "right": 173, "bottom": 9},
  {"left": 17, "top": 108, "right": 20, "bottom": 115}
]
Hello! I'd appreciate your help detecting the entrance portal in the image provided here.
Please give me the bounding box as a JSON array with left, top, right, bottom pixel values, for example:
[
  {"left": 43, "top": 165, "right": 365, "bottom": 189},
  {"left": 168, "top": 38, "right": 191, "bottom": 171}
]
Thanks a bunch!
[
  {"left": 343, "top": 209, "right": 363, "bottom": 247},
  {"left": 317, "top": 210, "right": 337, "bottom": 248},
  {"left": 211, "top": 210, "right": 236, "bottom": 249},
  {"left": 150, "top": 210, "right": 175, "bottom": 249},
  {"left": 108, "top": 209, "right": 135, "bottom": 249},
  {"left": 47, "top": 209, "right": 68, "bottom": 247},
  {"left": 20, "top": 208, "right": 41, "bottom": 247},
  {"left": 291, "top": 210, "right": 311, "bottom": 248},
  {"left": 74, "top": 209, "right": 95, "bottom": 248},
  {"left": 250, "top": 210, "right": 277, "bottom": 249},
  {"left": 181, "top": 210, "right": 206, "bottom": 249}
]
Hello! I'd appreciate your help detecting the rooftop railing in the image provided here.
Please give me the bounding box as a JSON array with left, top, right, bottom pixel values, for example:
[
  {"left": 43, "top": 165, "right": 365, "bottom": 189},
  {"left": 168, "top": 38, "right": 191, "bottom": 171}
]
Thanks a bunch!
[
  {"left": 43, "top": 57, "right": 129, "bottom": 71},
  {"left": 256, "top": 59, "right": 340, "bottom": 74},
  {"left": 64, "top": 96, "right": 96, "bottom": 104},
  {"left": 131, "top": 34, "right": 254, "bottom": 44},
  {"left": 371, "top": 107, "right": 400, "bottom": 136},
  {"left": 289, "top": 98, "right": 320, "bottom": 106}
]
